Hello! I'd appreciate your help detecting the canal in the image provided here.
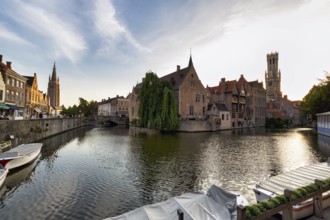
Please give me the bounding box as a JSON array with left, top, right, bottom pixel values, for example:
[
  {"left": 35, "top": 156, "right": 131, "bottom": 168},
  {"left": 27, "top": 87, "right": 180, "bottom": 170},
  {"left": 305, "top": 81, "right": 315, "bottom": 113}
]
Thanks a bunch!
[{"left": 0, "top": 127, "right": 329, "bottom": 220}]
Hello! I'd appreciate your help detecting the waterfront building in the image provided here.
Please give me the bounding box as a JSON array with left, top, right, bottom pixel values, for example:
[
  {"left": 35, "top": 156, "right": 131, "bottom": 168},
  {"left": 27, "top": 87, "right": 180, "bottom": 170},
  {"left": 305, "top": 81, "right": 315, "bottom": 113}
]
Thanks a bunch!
[
  {"left": 48, "top": 63, "right": 61, "bottom": 115},
  {"left": 316, "top": 112, "right": 330, "bottom": 137},
  {"left": 110, "top": 95, "right": 129, "bottom": 117},
  {"left": 206, "top": 103, "right": 231, "bottom": 130},
  {"left": 128, "top": 83, "right": 141, "bottom": 121},
  {"left": 160, "top": 56, "right": 208, "bottom": 120},
  {"left": 264, "top": 52, "right": 300, "bottom": 126},
  {"left": 0, "top": 55, "right": 27, "bottom": 119},
  {"left": 208, "top": 74, "right": 266, "bottom": 128},
  {"left": 0, "top": 71, "right": 9, "bottom": 117},
  {"left": 98, "top": 97, "right": 113, "bottom": 116},
  {"left": 249, "top": 80, "right": 266, "bottom": 126},
  {"left": 208, "top": 78, "right": 247, "bottom": 128},
  {"left": 25, "top": 73, "right": 50, "bottom": 118}
]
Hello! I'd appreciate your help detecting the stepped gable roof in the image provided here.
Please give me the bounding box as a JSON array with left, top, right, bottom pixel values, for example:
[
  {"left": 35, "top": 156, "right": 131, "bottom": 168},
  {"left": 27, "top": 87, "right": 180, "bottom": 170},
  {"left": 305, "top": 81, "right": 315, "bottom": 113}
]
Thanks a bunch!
[
  {"left": 224, "top": 80, "right": 237, "bottom": 93},
  {"left": 160, "top": 66, "right": 190, "bottom": 90}
]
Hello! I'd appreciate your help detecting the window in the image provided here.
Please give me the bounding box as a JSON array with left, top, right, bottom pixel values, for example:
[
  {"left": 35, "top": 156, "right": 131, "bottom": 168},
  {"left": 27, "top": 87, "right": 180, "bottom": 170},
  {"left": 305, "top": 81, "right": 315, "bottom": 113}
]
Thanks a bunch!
[
  {"left": 268, "top": 81, "right": 272, "bottom": 86},
  {"left": 7, "top": 78, "right": 10, "bottom": 85},
  {"left": 203, "top": 95, "right": 205, "bottom": 103},
  {"left": 12, "top": 79, "right": 15, "bottom": 86},
  {"left": 191, "top": 81, "right": 194, "bottom": 87},
  {"left": 6, "top": 90, "right": 10, "bottom": 100},
  {"left": 16, "top": 80, "right": 19, "bottom": 87},
  {"left": 196, "top": 94, "right": 200, "bottom": 102},
  {"left": 0, "top": 90, "right": 3, "bottom": 100},
  {"left": 203, "top": 106, "right": 205, "bottom": 115},
  {"left": 189, "top": 106, "right": 194, "bottom": 116},
  {"left": 11, "top": 91, "right": 14, "bottom": 100},
  {"left": 222, "top": 114, "right": 224, "bottom": 120},
  {"left": 226, "top": 114, "right": 229, "bottom": 120},
  {"left": 16, "top": 92, "right": 19, "bottom": 101}
]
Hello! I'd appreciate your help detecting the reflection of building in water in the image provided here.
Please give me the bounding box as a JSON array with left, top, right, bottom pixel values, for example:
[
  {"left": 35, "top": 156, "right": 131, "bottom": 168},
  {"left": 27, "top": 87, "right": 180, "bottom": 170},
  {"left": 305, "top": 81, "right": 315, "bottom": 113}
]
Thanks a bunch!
[
  {"left": 41, "top": 127, "right": 89, "bottom": 160},
  {"left": 318, "top": 135, "right": 330, "bottom": 157}
]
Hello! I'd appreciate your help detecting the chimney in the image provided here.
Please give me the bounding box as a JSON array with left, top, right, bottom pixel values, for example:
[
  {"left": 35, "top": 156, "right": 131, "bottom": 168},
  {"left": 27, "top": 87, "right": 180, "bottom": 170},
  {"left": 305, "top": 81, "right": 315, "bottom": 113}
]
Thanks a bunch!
[
  {"left": 177, "top": 65, "right": 180, "bottom": 71},
  {"left": 284, "top": 95, "right": 288, "bottom": 100},
  {"left": 0, "top": 55, "right": 2, "bottom": 63},
  {"left": 221, "top": 78, "right": 226, "bottom": 83},
  {"left": 6, "top": 61, "right": 12, "bottom": 69}
]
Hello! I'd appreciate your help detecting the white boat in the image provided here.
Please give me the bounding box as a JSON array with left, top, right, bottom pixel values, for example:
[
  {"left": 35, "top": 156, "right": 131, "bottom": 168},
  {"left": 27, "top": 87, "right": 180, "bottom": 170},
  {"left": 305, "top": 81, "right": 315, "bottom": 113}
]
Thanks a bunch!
[
  {"left": 0, "top": 168, "right": 9, "bottom": 188},
  {"left": 254, "top": 160, "right": 330, "bottom": 219},
  {"left": 106, "top": 185, "right": 249, "bottom": 220},
  {"left": 0, "top": 143, "right": 43, "bottom": 170}
]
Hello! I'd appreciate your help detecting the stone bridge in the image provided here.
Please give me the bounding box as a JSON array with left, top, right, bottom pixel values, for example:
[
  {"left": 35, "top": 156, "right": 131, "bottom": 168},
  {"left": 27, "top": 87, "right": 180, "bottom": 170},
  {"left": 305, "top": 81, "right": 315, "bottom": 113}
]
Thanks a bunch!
[{"left": 97, "top": 116, "right": 129, "bottom": 126}]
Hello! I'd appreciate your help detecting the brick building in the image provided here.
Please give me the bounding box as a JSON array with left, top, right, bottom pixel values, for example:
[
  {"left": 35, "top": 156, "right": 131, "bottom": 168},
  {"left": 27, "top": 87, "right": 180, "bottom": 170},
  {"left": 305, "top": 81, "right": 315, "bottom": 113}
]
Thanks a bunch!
[
  {"left": 0, "top": 55, "right": 27, "bottom": 119},
  {"left": 160, "top": 56, "right": 207, "bottom": 119},
  {"left": 25, "top": 73, "right": 50, "bottom": 118}
]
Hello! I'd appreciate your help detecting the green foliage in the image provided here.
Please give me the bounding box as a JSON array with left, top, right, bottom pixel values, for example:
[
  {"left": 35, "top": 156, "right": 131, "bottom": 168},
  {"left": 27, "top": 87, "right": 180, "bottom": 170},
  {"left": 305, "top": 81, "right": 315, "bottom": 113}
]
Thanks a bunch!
[
  {"left": 61, "top": 98, "right": 97, "bottom": 117},
  {"left": 301, "top": 77, "right": 330, "bottom": 116},
  {"left": 138, "top": 71, "right": 179, "bottom": 131},
  {"left": 265, "top": 118, "right": 289, "bottom": 128},
  {"left": 246, "top": 205, "right": 261, "bottom": 217}
]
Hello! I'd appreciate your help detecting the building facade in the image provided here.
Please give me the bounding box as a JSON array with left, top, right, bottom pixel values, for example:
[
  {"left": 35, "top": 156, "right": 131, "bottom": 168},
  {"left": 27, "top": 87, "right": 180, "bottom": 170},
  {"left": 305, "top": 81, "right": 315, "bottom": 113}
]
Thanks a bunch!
[
  {"left": 249, "top": 80, "right": 266, "bottom": 126},
  {"left": 110, "top": 96, "right": 129, "bottom": 117},
  {"left": 98, "top": 98, "right": 112, "bottom": 116},
  {"left": 128, "top": 83, "right": 141, "bottom": 121},
  {"left": 265, "top": 52, "right": 282, "bottom": 101},
  {"left": 264, "top": 52, "right": 300, "bottom": 126},
  {"left": 0, "top": 55, "right": 27, "bottom": 119},
  {"left": 160, "top": 56, "right": 208, "bottom": 120},
  {"left": 48, "top": 63, "right": 60, "bottom": 114},
  {"left": 25, "top": 73, "right": 50, "bottom": 118}
]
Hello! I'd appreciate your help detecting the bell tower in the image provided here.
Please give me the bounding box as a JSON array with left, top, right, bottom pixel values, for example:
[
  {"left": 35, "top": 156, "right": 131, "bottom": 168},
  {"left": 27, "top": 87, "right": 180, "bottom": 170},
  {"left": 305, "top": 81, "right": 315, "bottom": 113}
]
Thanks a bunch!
[{"left": 265, "top": 52, "right": 282, "bottom": 101}]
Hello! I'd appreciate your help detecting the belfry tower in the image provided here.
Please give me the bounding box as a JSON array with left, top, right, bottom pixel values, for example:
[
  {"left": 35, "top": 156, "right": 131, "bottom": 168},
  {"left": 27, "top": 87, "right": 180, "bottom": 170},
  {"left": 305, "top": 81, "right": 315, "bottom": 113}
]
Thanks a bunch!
[
  {"left": 47, "top": 62, "right": 60, "bottom": 109},
  {"left": 265, "top": 52, "right": 282, "bottom": 101}
]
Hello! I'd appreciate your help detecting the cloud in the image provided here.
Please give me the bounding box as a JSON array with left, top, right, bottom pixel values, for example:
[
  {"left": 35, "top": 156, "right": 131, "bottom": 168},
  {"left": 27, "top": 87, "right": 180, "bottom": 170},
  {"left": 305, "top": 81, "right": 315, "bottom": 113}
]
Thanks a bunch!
[
  {"left": 0, "top": 22, "right": 31, "bottom": 45},
  {"left": 2, "top": 1, "right": 87, "bottom": 62},
  {"left": 92, "top": 0, "right": 149, "bottom": 58}
]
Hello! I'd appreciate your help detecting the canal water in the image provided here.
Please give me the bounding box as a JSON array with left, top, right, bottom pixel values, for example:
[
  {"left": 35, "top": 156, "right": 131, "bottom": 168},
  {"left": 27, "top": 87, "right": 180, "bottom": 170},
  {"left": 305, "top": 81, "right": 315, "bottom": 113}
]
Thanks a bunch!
[{"left": 0, "top": 127, "right": 329, "bottom": 220}]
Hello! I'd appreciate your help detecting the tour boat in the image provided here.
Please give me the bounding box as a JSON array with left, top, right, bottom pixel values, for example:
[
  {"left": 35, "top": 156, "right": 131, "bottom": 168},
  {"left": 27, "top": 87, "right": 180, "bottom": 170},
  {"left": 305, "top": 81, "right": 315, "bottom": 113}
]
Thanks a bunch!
[
  {"left": 0, "top": 167, "right": 9, "bottom": 188},
  {"left": 0, "top": 143, "right": 43, "bottom": 170},
  {"left": 106, "top": 185, "right": 249, "bottom": 220},
  {"left": 254, "top": 160, "right": 330, "bottom": 219}
]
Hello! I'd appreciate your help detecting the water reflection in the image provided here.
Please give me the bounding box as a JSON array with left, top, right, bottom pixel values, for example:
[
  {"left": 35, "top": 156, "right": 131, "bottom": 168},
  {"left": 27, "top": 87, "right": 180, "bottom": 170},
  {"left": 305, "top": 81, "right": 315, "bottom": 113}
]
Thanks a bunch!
[
  {"left": 0, "top": 127, "right": 327, "bottom": 220},
  {"left": 318, "top": 134, "right": 330, "bottom": 157}
]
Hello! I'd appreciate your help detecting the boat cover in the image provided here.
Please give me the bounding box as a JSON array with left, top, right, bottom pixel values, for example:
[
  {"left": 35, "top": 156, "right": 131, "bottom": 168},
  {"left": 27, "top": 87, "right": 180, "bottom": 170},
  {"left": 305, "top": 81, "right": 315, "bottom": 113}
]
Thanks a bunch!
[
  {"left": 107, "top": 185, "right": 239, "bottom": 220},
  {"left": 0, "top": 143, "right": 42, "bottom": 159}
]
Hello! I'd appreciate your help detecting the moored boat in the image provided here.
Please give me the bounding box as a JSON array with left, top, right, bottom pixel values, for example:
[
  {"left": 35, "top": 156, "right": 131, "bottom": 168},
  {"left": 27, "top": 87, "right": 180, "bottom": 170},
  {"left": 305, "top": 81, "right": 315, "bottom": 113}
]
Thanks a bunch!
[
  {"left": 106, "top": 185, "right": 249, "bottom": 220},
  {"left": 0, "top": 143, "right": 43, "bottom": 170},
  {"left": 254, "top": 160, "right": 330, "bottom": 219},
  {"left": 0, "top": 168, "right": 9, "bottom": 188}
]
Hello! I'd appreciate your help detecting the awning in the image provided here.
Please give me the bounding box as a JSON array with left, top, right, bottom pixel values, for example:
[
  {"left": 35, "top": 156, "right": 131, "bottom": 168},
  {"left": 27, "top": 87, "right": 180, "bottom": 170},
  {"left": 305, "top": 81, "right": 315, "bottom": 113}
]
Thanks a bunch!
[
  {"left": 0, "top": 103, "right": 10, "bottom": 110},
  {"left": 6, "top": 104, "right": 21, "bottom": 110},
  {"left": 34, "top": 108, "right": 41, "bottom": 113}
]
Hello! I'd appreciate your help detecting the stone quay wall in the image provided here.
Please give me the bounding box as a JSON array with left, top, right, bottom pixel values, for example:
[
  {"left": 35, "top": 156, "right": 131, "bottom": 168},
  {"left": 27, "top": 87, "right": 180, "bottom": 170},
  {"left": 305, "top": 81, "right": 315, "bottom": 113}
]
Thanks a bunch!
[{"left": 0, "top": 118, "right": 83, "bottom": 147}]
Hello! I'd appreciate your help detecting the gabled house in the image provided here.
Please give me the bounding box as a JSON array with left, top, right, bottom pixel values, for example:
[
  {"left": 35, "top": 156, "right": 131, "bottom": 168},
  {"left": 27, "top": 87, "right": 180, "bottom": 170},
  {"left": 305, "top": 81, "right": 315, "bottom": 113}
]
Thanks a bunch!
[
  {"left": 24, "top": 73, "right": 50, "bottom": 118},
  {"left": 206, "top": 103, "right": 231, "bottom": 130},
  {"left": 160, "top": 56, "right": 207, "bottom": 120}
]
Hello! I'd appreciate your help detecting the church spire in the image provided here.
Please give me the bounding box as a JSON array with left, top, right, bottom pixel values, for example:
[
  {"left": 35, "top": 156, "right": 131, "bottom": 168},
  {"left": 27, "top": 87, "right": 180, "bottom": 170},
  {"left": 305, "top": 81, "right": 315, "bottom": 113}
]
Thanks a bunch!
[
  {"left": 52, "top": 62, "right": 57, "bottom": 81},
  {"left": 188, "top": 50, "right": 193, "bottom": 67}
]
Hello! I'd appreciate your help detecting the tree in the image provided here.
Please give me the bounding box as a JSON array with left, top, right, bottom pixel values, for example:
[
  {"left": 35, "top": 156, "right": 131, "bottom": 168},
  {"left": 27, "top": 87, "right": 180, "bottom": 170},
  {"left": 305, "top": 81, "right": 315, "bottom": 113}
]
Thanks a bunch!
[
  {"left": 301, "top": 75, "right": 330, "bottom": 116},
  {"left": 138, "top": 71, "right": 179, "bottom": 131}
]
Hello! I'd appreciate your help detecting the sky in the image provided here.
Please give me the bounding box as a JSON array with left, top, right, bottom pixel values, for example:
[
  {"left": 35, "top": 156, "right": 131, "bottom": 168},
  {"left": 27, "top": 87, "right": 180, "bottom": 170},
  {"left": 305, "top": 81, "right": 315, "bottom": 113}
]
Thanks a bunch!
[{"left": 1, "top": 0, "right": 329, "bottom": 106}]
